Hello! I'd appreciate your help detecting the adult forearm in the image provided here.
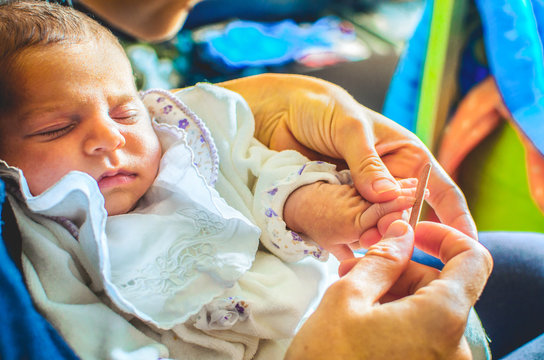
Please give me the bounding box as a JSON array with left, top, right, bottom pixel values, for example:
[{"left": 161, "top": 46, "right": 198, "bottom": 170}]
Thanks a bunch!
[{"left": 79, "top": 0, "right": 196, "bottom": 41}]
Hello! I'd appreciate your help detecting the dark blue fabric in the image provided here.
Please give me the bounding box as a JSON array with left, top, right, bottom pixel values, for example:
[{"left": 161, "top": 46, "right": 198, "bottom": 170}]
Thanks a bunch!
[
  {"left": 0, "top": 179, "right": 79, "bottom": 360},
  {"left": 412, "top": 231, "right": 544, "bottom": 359}
]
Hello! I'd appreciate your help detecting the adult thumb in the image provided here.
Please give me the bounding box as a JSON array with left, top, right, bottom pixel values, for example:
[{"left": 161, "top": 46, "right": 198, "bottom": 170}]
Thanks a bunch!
[
  {"left": 346, "top": 148, "right": 400, "bottom": 203},
  {"left": 338, "top": 221, "right": 414, "bottom": 302}
]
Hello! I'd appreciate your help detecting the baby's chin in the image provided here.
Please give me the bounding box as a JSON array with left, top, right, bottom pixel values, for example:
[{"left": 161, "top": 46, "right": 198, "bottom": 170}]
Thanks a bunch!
[{"left": 103, "top": 195, "right": 139, "bottom": 216}]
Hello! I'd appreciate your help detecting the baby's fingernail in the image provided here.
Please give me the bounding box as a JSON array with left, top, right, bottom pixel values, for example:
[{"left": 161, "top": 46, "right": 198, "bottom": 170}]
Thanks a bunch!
[
  {"left": 373, "top": 178, "right": 399, "bottom": 194},
  {"left": 385, "top": 220, "right": 409, "bottom": 237}
]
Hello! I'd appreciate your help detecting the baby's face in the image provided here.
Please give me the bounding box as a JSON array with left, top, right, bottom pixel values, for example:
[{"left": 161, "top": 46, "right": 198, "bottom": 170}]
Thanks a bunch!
[{"left": 0, "top": 40, "right": 162, "bottom": 215}]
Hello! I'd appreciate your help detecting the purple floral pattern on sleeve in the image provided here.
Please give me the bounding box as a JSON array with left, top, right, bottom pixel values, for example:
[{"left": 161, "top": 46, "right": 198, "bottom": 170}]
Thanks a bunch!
[
  {"left": 259, "top": 160, "right": 342, "bottom": 262},
  {"left": 265, "top": 208, "right": 278, "bottom": 217}
]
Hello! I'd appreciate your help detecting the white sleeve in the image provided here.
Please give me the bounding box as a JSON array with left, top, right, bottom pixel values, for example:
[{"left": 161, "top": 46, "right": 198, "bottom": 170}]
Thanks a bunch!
[{"left": 173, "top": 83, "right": 342, "bottom": 262}]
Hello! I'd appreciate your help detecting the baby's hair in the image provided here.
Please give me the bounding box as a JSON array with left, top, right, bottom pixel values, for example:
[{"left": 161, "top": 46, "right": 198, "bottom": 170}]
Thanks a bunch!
[{"left": 0, "top": 0, "right": 121, "bottom": 116}]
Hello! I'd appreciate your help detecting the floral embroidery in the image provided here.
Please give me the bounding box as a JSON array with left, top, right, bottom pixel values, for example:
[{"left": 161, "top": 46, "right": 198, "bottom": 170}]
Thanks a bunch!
[
  {"left": 112, "top": 241, "right": 217, "bottom": 296},
  {"left": 298, "top": 164, "right": 307, "bottom": 175},
  {"left": 267, "top": 187, "right": 278, "bottom": 196},
  {"left": 193, "top": 297, "right": 250, "bottom": 331},
  {"left": 141, "top": 89, "right": 220, "bottom": 186},
  {"left": 291, "top": 231, "right": 303, "bottom": 242},
  {"left": 265, "top": 208, "right": 278, "bottom": 217},
  {"left": 177, "top": 208, "right": 226, "bottom": 236},
  {"left": 178, "top": 118, "right": 189, "bottom": 129},
  {"left": 112, "top": 208, "right": 227, "bottom": 296},
  {"left": 162, "top": 105, "right": 173, "bottom": 114}
]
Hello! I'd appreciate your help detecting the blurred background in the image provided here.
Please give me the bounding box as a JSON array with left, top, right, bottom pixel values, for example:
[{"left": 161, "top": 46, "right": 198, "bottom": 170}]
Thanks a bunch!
[{"left": 121, "top": 0, "right": 424, "bottom": 113}]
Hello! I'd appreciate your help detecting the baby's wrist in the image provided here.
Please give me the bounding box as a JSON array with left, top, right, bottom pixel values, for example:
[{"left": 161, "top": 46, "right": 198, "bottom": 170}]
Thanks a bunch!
[{"left": 283, "top": 181, "right": 322, "bottom": 233}]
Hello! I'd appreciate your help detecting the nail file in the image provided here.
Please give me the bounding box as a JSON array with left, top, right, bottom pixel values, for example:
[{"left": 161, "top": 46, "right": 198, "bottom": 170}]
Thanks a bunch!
[{"left": 409, "top": 162, "right": 432, "bottom": 229}]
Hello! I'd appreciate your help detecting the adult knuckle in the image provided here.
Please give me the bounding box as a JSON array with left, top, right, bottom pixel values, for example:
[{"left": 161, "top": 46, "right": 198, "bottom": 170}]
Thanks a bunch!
[{"left": 365, "top": 242, "right": 403, "bottom": 263}]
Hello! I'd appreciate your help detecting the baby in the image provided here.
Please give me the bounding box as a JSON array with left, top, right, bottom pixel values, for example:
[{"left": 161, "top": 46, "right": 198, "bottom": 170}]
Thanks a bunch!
[{"left": 0, "top": 2, "right": 417, "bottom": 359}]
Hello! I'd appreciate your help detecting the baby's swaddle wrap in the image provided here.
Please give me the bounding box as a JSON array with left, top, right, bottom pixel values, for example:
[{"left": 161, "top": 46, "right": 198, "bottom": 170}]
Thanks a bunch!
[{"left": 0, "top": 84, "right": 330, "bottom": 360}]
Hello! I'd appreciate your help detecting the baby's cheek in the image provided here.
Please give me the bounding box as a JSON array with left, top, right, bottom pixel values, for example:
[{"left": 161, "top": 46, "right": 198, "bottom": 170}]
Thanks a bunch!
[{"left": 24, "top": 165, "right": 70, "bottom": 196}]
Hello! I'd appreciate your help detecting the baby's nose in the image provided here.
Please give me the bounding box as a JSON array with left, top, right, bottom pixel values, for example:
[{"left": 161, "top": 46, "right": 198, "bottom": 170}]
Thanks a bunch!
[{"left": 83, "top": 116, "right": 126, "bottom": 155}]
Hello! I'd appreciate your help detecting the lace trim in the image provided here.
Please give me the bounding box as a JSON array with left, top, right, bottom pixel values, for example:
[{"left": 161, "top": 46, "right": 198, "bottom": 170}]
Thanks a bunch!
[{"left": 141, "top": 89, "right": 220, "bottom": 186}]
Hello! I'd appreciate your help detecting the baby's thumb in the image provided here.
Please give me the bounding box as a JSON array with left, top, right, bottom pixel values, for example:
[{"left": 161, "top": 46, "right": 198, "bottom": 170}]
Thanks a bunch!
[{"left": 338, "top": 221, "right": 414, "bottom": 302}]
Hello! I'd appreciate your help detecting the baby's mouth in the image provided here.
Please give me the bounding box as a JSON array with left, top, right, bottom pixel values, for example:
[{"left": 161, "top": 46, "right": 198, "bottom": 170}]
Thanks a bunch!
[{"left": 97, "top": 170, "right": 137, "bottom": 189}]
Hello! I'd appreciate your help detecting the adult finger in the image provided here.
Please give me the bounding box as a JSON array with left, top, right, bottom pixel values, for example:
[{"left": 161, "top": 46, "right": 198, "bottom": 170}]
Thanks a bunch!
[
  {"left": 338, "top": 220, "right": 414, "bottom": 303},
  {"left": 425, "top": 163, "right": 478, "bottom": 239},
  {"left": 380, "top": 260, "right": 440, "bottom": 303},
  {"left": 414, "top": 221, "right": 493, "bottom": 306},
  {"left": 334, "top": 111, "right": 401, "bottom": 203}
]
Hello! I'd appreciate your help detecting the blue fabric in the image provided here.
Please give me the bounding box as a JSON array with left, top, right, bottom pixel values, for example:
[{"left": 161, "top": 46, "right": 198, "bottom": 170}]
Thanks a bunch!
[
  {"left": 382, "top": 0, "right": 433, "bottom": 131},
  {"left": 0, "top": 180, "right": 79, "bottom": 360},
  {"left": 475, "top": 0, "right": 544, "bottom": 156},
  {"left": 385, "top": 0, "right": 544, "bottom": 154},
  {"left": 502, "top": 333, "right": 544, "bottom": 360}
]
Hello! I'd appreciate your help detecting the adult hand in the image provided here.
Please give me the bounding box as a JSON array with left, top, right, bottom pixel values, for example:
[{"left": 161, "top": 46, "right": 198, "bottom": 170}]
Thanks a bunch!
[
  {"left": 219, "top": 74, "right": 477, "bottom": 239},
  {"left": 284, "top": 220, "right": 493, "bottom": 360}
]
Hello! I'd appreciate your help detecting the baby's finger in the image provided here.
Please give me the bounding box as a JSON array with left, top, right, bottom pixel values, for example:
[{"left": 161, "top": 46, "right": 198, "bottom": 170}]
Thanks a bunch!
[
  {"left": 397, "top": 177, "right": 418, "bottom": 188},
  {"left": 330, "top": 244, "right": 356, "bottom": 261},
  {"left": 377, "top": 211, "right": 410, "bottom": 235},
  {"left": 358, "top": 196, "right": 416, "bottom": 233},
  {"left": 358, "top": 227, "right": 382, "bottom": 248}
]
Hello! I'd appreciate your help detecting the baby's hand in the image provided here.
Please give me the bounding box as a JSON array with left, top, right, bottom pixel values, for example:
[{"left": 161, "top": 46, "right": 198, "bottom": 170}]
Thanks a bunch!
[{"left": 283, "top": 179, "right": 421, "bottom": 260}]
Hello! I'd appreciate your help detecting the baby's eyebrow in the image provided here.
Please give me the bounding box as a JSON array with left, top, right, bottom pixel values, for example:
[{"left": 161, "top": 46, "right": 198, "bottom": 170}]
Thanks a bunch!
[
  {"left": 18, "top": 106, "right": 65, "bottom": 125},
  {"left": 111, "top": 94, "right": 140, "bottom": 106}
]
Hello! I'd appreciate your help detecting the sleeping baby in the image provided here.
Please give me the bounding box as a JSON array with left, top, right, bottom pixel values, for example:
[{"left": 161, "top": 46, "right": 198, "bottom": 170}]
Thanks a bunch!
[{"left": 0, "top": 2, "right": 418, "bottom": 359}]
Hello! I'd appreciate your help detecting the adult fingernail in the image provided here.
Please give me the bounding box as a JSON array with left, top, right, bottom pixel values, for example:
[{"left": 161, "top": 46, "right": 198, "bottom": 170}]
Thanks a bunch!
[
  {"left": 384, "top": 220, "right": 409, "bottom": 238},
  {"left": 372, "top": 178, "right": 399, "bottom": 194}
]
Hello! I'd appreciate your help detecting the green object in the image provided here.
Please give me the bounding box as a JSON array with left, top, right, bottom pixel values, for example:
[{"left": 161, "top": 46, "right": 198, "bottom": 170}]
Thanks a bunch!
[
  {"left": 416, "top": 0, "right": 468, "bottom": 151},
  {"left": 459, "top": 122, "right": 544, "bottom": 232}
]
